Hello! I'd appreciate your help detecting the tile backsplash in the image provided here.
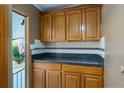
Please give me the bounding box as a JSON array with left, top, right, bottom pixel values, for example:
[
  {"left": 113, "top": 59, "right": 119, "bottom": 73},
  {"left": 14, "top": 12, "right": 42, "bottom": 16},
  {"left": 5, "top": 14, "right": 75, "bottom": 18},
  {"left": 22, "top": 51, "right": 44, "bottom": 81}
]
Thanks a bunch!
[
  {"left": 44, "top": 41, "right": 100, "bottom": 48},
  {"left": 30, "top": 37, "right": 105, "bottom": 58}
]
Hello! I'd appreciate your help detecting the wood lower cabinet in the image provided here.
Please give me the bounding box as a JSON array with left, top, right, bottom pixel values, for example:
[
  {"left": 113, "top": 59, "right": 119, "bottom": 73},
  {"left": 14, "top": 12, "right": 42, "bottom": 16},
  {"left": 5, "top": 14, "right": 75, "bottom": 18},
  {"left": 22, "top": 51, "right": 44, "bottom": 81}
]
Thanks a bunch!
[
  {"left": 46, "top": 70, "right": 61, "bottom": 88},
  {"left": 32, "top": 62, "right": 103, "bottom": 88},
  {"left": 84, "top": 75, "right": 103, "bottom": 88},
  {"left": 32, "top": 69, "right": 45, "bottom": 88},
  {"left": 62, "top": 64, "right": 103, "bottom": 88},
  {"left": 62, "top": 72, "right": 80, "bottom": 88},
  {"left": 32, "top": 62, "right": 61, "bottom": 88}
]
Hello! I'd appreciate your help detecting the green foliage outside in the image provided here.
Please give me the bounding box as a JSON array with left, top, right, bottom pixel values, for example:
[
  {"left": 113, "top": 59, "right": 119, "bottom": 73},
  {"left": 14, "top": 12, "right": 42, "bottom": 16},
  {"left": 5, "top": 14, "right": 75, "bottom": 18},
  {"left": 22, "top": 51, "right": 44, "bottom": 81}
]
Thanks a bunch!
[{"left": 12, "top": 42, "right": 25, "bottom": 64}]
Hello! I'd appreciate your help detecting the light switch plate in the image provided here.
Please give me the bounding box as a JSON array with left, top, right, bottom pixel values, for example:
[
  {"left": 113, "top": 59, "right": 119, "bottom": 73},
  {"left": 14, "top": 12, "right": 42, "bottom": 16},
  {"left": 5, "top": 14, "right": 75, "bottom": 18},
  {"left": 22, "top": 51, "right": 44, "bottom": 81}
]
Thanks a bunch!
[{"left": 120, "top": 66, "right": 124, "bottom": 73}]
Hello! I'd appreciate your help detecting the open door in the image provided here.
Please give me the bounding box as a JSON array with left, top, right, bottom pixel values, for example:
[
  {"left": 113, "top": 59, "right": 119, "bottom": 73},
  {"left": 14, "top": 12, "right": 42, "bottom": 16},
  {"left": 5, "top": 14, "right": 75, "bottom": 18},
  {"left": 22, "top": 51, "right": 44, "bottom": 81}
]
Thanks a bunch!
[
  {"left": 12, "top": 11, "right": 26, "bottom": 88},
  {"left": 12, "top": 10, "right": 30, "bottom": 88}
]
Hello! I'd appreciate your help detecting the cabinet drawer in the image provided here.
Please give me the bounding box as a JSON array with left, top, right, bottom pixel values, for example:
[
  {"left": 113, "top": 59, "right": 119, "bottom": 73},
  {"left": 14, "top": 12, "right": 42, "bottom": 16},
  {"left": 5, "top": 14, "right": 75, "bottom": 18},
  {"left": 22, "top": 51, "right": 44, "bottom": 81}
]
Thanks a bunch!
[
  {"left": 33, "top": 62, "right": 61, "bottom": 70},
  {"left": 62, "top": 64, "right": 103, "bottom": 75}
]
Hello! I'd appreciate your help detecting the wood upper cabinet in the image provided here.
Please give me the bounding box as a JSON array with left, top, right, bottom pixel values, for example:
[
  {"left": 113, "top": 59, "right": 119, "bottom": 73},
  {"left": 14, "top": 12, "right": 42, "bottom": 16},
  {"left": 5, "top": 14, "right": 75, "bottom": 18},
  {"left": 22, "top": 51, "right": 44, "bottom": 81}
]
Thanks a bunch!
[
  {"left": 84, "top": 7, "right": 101, "bottom": 41},
  {"left": 41, "top": 14, "right": 51, "bottom": 42},
  {"left": 62, "top": 72, "right": 80, "bottom": 88},
  {"left": 40, "top": 5, "right": 101, "bottom": 42},
  {"left": 52, "top": 12, "right": 66, "bottom": 41},
  {"left": 46, "top": 70, "right": 61, "bottom": 88},
  {"left": 84, "top": 75, "right": 103, "bottom": 88},
  {"left": 32, "top": 69, "right": 45, "bottom": 88},
  {"left": 66, "top": 9, "right": 82, "bottom": 41}
]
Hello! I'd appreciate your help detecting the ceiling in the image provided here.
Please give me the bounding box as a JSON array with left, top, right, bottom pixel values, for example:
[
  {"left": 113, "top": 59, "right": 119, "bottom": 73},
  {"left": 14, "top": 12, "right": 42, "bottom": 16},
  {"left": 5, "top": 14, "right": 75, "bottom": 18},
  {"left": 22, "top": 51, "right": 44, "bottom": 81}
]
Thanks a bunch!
[{"left": 34, "top": 4, "right": 80, "bottom": 11}]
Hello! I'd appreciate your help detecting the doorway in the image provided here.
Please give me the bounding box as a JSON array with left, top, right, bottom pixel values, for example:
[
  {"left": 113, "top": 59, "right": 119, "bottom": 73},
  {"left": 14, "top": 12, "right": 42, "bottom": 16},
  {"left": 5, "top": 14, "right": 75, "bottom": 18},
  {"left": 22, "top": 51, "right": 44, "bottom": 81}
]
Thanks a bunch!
[{"left": 12, "top": 11, "right": 27, "bottom": 88}]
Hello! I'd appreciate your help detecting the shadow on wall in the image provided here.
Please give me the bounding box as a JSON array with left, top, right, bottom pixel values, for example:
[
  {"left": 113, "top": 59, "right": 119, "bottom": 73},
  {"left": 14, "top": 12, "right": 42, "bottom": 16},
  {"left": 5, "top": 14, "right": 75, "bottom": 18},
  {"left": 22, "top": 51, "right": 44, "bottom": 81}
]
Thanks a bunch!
[{"left": 102, "top": 4, "right": 124, "bottom": 87}]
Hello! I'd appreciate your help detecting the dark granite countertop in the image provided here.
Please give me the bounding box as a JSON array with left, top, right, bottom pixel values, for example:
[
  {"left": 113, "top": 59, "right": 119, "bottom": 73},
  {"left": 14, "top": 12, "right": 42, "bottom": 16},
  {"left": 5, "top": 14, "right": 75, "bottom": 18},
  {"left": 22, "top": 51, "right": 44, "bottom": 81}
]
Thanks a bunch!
[{"left": 32, "top": 53, "right": 104, "bottom": 67}]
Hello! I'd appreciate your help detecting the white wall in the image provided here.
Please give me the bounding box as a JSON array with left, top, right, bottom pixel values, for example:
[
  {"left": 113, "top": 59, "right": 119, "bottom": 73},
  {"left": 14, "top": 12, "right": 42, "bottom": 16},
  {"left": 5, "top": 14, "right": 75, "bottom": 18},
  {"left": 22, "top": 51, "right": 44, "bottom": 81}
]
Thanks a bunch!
[{"left": 102, "top": 4, "right": 124, "bottom": 87}]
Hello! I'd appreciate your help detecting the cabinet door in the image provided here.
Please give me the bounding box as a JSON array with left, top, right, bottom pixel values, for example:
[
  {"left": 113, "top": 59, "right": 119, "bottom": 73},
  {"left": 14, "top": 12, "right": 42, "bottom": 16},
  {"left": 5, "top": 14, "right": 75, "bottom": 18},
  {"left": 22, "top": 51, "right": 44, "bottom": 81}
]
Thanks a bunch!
[
  {"left": 46, "top": 70, "right": 61, "bottom": 88},
  {"left": 52, "top": 12, "right": 66, "bottom": 41},
  {"left": 81, "top": 74, "right": 85, "bottom": 88},
  {"left": 41, "top": 14, "right": 51, "bottom": 42},
  {"left": 67, "top": 9, "right": 82, "bottom": 41},
  {"left": 32, "top": 69, "right": 45, "bottom": 88},
  {"left": 62, "top": 72, "right": 80, "bottom": 88},
  {"left": 84, "top": 7, "right": 101, "bottom": 41},
  {"left": 84, "top": 75, "right": 103, "bottom": 88}
]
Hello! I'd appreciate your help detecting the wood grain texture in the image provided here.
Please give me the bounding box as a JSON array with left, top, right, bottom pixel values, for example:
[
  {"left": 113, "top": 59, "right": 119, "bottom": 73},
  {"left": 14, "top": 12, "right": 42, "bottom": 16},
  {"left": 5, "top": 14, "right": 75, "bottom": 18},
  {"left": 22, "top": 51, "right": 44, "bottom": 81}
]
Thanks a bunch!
[
  {"left": 62, "top": 64, "right": 103, "bottom": 76},
  {"left": 32, "top": 69, "right": 45, "bottom": 88},
  {"left": 40, "top": 5, "right": 102, "bottom": 42},
  {"left": 33, "top": 62, "right": 61, "bottom": 70},
  {"left": 52, "top": 11, "right": 66, "bottom": 41},
  {"left": 41, "top": 14, "right": 51, "bottom": 42},
  {"left": 62, "top": 72, "right": 80, "bottom": 88},
  {"left": 32, "top": 62, "right": 103, "bottom": 88},
  {"left": 81, "top": 74, "right": 85, "bottom": 88},
  {"left": 46, "top": 70, "right": 61, "bottom": 88},
  {"left": 84, "top": 6, "right": 101, "bottom": 41},
  {"left": 84, "top": 75, "right": 103, "bottom": 88},
  {"left": 32, "top": 62, "right": 61, "bottom": 88},
  {"left": 66, "top": 9, "right": 82, "bottom": 41},
  {"left": 0, "top": 5, "right": 9, "bottom": 88}
]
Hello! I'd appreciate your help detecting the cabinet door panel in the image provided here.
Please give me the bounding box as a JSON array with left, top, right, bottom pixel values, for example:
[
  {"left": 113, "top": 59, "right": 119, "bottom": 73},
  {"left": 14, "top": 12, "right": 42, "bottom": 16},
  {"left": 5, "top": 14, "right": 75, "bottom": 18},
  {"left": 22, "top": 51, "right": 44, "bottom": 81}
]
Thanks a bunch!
[
  {"left": 62, "top": 72, "right": 80, "bottom": 88},
  {"left": 84, "top": 7, "right": 101, "bottom": 40},
  {"left": 85, "top": 75, "right": 103, "bottom": 88},
  {"left": 41, "top": 15, "right": 51, "bottom": 42},
  {"left": 81, "top": 74, "right": 85, "bottom": 88},
  {"left": 46, "top": 70, "right": 61, "bottom": 88},
  {"left": 67, "top": 10, "right": 82, "bottom": 41},
  {"left": 32, "top": 69, "right": 45, "bottom": 88},
  {"left": 52, "top": 12, "right": 66, "bottom": 41}
]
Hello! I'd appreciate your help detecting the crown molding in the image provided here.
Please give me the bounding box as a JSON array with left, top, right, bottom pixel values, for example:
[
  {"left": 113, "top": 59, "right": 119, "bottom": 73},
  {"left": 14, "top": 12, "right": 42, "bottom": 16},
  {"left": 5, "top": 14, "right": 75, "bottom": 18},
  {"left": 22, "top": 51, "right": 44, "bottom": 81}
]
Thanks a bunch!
[
  {"left": 33, "top": 4, "right": 44, "bottom": 11},
  {"left": 33, "top": 4, "right": 80, "bottom": 12}
]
